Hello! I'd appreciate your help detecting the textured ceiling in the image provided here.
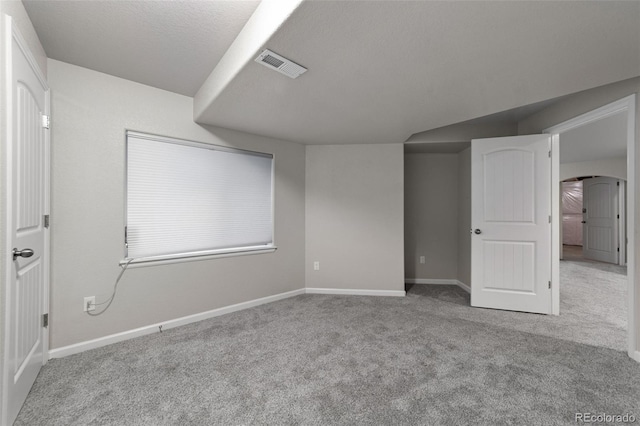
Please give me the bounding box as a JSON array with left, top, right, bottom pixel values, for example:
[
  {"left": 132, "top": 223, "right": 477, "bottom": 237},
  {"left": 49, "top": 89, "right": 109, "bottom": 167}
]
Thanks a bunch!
[
  {"left": 195, "top": 1, "right": 640, "bottom": 144},
  {"left": 23, "top": 0, "right": 260, "bottom": 96},
  {"left": 23, "top": 1, "right": 640, "bottom": 145}
]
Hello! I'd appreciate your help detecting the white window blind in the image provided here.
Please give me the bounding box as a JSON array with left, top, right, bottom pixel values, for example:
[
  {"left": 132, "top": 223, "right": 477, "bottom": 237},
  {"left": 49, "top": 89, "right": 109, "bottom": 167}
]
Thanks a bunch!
[{"left": 125, "top": 132, "right": 274, "bottom": 263}]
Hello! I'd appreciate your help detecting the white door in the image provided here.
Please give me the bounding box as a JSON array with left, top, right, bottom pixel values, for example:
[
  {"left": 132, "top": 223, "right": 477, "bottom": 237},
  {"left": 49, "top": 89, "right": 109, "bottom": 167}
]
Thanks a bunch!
[
  {"left": 3, "top": 20, "right": 50, "bottom": 425},
  {"left": 582, "top": 177, "right": 619, "bottom": 264},
  {"left": 471, "top": 135, "right": 552, "bottom": 314}
]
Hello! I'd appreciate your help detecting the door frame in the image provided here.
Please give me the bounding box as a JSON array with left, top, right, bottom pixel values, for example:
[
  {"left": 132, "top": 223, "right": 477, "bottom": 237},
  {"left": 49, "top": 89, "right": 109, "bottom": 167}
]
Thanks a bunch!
[
  {"left": 545, "top": 94, "right": 636, "bottom": 361},
  {"left": 2, "top": 15, "right": 50, "bottom": 424},
  {"left": 619, "top": 180, "right": 626, "bottom": 266}
]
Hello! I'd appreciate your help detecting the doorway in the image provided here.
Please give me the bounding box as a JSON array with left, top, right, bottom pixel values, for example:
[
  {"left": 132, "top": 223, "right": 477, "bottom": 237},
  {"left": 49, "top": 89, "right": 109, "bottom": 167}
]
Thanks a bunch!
[
  {"left": 561, "top": 175, "right": 628, "bottom": 351},
  {"left": 561, "top": 176, "right": 626, "bottom": 265},
  {"left": 546, "top": 95, "right": 636, "bottom": 360},
  {"left": 561, "top": 179, "right": 584, "bottom": 259}
]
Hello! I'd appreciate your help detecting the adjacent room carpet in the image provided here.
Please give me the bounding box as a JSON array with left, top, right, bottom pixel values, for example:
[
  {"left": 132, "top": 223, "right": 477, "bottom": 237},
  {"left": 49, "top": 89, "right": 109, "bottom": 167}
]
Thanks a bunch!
[{"left": 15, "top": 256, "right": 638, "bottom": 425}]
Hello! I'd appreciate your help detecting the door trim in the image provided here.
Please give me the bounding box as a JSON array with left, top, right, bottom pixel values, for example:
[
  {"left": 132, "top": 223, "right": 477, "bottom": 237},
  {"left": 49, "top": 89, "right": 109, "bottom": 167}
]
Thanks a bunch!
[
  {"left": 2, "top": 15, "right": 50, "bottom": 425},
  {"left": 545, "top": 94, "right": 636, "bottom": 361},
  {"left": 619, "top": 180, "right": 626, "bottom": 267}
]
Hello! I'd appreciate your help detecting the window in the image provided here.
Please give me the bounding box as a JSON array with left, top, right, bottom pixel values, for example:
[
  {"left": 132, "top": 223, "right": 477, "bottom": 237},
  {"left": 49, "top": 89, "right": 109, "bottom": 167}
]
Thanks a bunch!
[{"left": 125, "top": 131, "right": 274, "bottom": 264}]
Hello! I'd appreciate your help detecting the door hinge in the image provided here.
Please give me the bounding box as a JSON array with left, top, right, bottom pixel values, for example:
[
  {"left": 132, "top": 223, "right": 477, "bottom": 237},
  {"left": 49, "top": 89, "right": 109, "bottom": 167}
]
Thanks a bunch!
[
  {"left": 41, "top": 114, "right": 50, "bottom": 129},
  {"left": 548, "top": 150, "right": 551, "bottom": 158},
  {"left": 42, "top": 313, "right": 49, "bottom": 328},
  {"left": 44, "top": 214, "right": 50, "bottom": 228},
  {"left": 548, "top": 281, "right": 551, "bottom": 289},
  {"left": 617, "top": 247, "right": 620, "bottom": 252},
  {"left": 548, "top": 215, "right": 552, "bottom": 223},
  {"left": 617, "top": 181, "right": 620, "bottom": 186},
  {"left": 124, "top": 226, "right": 128, "bottom": 248},
  {"left": 617, "top": 214, "right": 620, "bottom": 219}
]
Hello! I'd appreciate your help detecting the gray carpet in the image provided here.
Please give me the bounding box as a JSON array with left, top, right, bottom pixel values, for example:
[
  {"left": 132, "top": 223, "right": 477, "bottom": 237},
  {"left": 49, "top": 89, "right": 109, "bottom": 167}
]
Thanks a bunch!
[{"left": 15, "top": 258, "right": 639, "bottom": 425}]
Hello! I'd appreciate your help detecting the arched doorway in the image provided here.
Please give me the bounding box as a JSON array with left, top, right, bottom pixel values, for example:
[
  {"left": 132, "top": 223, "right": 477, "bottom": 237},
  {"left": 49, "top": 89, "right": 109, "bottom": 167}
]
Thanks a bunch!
[{"left": 561, "top": 175, "right": 626, "bottom": 266}]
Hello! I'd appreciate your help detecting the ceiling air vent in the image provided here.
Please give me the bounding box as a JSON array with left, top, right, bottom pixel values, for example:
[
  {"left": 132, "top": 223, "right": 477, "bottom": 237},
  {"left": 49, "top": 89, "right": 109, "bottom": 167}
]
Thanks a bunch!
[{"left": 255, "top": 49, "right": 307, "bottom": 79}]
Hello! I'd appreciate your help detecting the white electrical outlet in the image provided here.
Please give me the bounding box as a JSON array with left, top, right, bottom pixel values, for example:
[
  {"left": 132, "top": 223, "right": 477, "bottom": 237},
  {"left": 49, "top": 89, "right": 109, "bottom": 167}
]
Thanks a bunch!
[
  {"left": 84, "top": 296, "right": 96, "bottom": 312},
  {"left": 313, "top": 261, "right": 320, "bottom": 271},
  {"left": 419, "top": 256, "right": 425, "bottom": 264}
]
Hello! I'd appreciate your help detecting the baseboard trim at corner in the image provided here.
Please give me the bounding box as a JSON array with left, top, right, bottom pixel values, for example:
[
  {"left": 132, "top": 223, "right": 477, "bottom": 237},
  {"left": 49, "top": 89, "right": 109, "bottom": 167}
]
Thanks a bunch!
[
  {"left": 48, "top": 288, "right": 305, "bottom": 359},
  {"left": 305, "top": 288, "right": 406, "bottom": 297},
  {"left": 456, "top": 281, "right": 471, "bottom": 293},
  {"left": 405, "top": 278, "right": 470, "bottom": 294},
  {"left": 633, "top": 351, "right": 640, "bottom": 363}
]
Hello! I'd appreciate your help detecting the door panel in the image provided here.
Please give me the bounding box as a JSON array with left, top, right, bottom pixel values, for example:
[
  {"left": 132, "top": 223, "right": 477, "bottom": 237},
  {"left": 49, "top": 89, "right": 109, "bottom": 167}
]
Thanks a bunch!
[
  {"left": 4, "top": 23, "right": 49, "bottom": 426},
  {"left": 484, "top": 149, "right": 535, "bottom": 223},
  {"left": 582, "top": 177, "right": 619, "bottom": 263},
  {"left": 471, "top": 135, "right": 552, "bottom": 314},
  {"left": 483, "top": 241, "right": 535, "bottom": 292},
  {"left": 15, "top": 262, "right": 42, "bottom": 377}
]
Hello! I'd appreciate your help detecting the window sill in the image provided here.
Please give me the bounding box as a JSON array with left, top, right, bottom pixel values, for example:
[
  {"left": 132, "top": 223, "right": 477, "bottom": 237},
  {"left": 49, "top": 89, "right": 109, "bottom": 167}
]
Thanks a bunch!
[{"left": 120, "top": 246, "right": 277, "bottom": 268}]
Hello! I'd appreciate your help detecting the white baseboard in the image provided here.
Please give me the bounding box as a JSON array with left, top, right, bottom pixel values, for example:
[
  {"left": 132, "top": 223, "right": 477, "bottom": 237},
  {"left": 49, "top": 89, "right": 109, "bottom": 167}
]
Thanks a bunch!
[
  {"left": 49, "top": 288, "right": 306, "bottom": 359},
  {"left": 405, "top": 278, "right": 471, "bottom": 294},
  {"left": 405, "top": 278, "right": 456, "bottom": 285},
  {"left": 305, "top": 288, "right": 406, "bottom": 297},
  {"left": 49, "top": 286, "right": 407, "bottom": 359},
  {"left": 633, "top": 350, "right": 640, "bottom": 363},
  {"left": 456, "top": 281, "right": 471, "bottom": 293}
]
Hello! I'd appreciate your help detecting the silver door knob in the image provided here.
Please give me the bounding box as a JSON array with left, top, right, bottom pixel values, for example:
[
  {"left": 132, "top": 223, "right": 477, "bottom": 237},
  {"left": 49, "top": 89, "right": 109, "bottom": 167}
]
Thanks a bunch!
[
  {"left": 12, "top": 248, "right": 34, "bottom": 260},
  {"left": 474, "top": 229, "right": 482, "bottom": 235}
]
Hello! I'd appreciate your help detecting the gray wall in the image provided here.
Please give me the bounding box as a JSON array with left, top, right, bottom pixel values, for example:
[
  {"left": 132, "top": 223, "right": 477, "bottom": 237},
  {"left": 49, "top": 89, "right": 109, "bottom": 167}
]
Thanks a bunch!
[
  {"left": 48, "top": 59, "right": 306, "bottom": 348},
  {"left": 518, "top": 76, "right": 640, "bottom": 356},
  {"left": 457, "top": 148, "right": 471, "bottom": 286},
  {"left": 407, "top": 121, "right": 517, "bottom": 144},
  {"left": 404, "top": 154, "right": 459, "bottom": 280},
  {"left": 403, "top": 150, "right": 471, "bottom": 286},
  {"left": 561, "top": 157, "right": 627, "bottom": 182},
  {"left": 0, "top": 0, "right": 47, "bottom": 413},
  {"left": 305, "top": 144, "right": 405, "bottom": 292}
]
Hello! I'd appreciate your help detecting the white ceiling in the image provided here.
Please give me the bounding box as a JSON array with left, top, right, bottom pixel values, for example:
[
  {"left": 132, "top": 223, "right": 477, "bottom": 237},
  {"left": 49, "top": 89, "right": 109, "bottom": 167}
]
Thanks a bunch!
[
  {"left": 195, "top": 1, "right": 640, "bottom": 144},
  {"left": 23, "top": 1, "right": 640, "bottom": 145},
  {"left": 560, "top": 111, "right": 627, "bottom": 164},
  {"left": 23, "top": 0, "right": 260, "bottom": 96}
]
